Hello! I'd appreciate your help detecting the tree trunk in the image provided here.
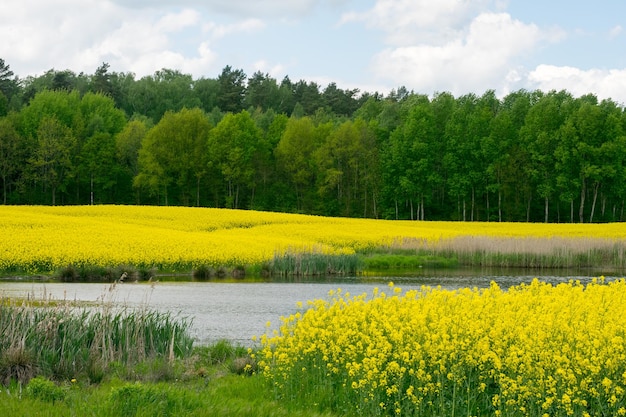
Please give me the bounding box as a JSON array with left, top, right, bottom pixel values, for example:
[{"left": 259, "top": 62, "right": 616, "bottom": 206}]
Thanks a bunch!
[
  {"left": 463, "top": 199, "right": 466, "bottom": 222},
  {"left": 579, "top": 178, "right": 586, "bottom": 223},
  {"left": 471, "top": 187, "right": 475, "bottom": 221},
  {"left": 372, "top": 193, "right": 378, "bottom": 219},
  {"left": 196, "top": 177, "right": 201, "bottom": 207},
  {"left": 498, "top": 189, "right": 502, "bottom": 222},
  {"left": 544, "top": 195, "right": 549, "bottom": 223},
  {"left": 90, "top": 173, "right": 94, "bottom": 205},
  {"left": 486, "top": 191, "right": 490, "bottom": 222},
  {"left": 395, "top": 199, "right": 398, "bottom": 220},
  {"left": 589, "top": 182, "right": 600, "bottom": 223},
  {"left": 363, "top": 186, "right": 367, "bottom": 218}
]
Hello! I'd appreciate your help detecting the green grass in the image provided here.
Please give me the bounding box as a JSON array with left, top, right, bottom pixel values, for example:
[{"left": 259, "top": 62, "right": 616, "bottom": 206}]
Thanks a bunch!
[
  {"left": 0, "top": 376, "right": 339, "bottom": 417},
  {"left": 0, "top": 339, "right": 339, "bottom": 417},
  {"left": 361, "top": 253, "right": 459, "bottom": 271}
]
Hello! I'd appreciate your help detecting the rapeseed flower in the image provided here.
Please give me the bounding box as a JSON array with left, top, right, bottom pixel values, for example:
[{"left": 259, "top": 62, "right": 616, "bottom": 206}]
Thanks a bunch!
[{"left": 260, "top": 278, "right": 626, "bottom": 416}]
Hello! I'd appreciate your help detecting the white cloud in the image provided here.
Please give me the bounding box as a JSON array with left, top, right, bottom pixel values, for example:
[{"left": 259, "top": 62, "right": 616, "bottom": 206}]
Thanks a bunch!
[
  {"left": 155, "top": 8, "right": 200, "bottom": 32},
  {"left": 609, "top": 25, "right": 623, "bottom": 39},
  {"left": 203, "top": 18, "right": 266, "bottom": 39},
  {"left": 341, "top": 0, "right": 499, "bottom": 45},
  {"left": 528, "top": 65, "right": 626, "bottom": 104},
  {"left": 108, "top": 0, "right": 342, "bottom": 18},
  {"left": 371, "top": 12, "right": 543, "bottom": 95},
  {"left": 252, "top": 60, "right": 286, "bottom": 79},
  {"left": 0, "top": 0, "right": 225, "bottom": 78}
]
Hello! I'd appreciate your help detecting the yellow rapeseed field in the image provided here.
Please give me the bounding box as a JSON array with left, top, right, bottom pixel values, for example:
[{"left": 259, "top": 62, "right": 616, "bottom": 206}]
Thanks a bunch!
[
  {"left": 2, "top": 205, "right": 626, "bottom": 273},
  {"left": 259, "top": 279, "right": 626, "bottom": 416}
]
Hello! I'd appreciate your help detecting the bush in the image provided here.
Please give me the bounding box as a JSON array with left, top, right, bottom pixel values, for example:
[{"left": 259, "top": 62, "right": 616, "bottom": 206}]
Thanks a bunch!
[
  {"left": 107, "top": 382, "right": 198, "bottom": 417},
  {"left": 0, "top": 346, "right": 37, "bottom": 385},
  {"left": 25, "top": 376, "right": 66, "bottom": 403},
  {"left": 230, "top": 356, "right": 257, "bottom": 375}
]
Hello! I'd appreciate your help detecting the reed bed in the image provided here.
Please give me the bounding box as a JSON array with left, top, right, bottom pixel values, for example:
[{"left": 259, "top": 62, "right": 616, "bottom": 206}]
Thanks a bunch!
[
  {"left": 0, "top": 286, "right": 193, "bottom": 384},
  {"left": 268, "top": 252, "right": 362, "bottom": 277},
  {"left": 259, "top": 278, "right": 626, "bottom": 416},
  {"left": 393, "top": 236, "right": 626, "bottom": 270}
]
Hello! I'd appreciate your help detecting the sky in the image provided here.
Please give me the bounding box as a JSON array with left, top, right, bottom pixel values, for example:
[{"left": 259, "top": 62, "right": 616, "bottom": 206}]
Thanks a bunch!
[{"left": 1, "top": 0, "right": 625, "bottom": 104}]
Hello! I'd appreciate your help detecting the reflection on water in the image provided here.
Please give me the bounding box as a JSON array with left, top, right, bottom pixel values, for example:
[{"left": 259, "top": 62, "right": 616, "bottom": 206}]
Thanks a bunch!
[{"left": 0, "top": 271, "right": 618, "bottom": 346}]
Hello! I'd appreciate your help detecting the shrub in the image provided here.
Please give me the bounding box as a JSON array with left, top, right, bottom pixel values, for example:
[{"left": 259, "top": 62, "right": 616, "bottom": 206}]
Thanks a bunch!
[
  {"left": 107, "top": 382, "right": 199, "bottom": 416},
  {"left": 25, "top": 376, "right": 66, "bottom": 403},
  {"left": 230, "top": 355, "right": 257, "bottom": 375},
  {"left": 192, "top": 264, "right": 213, "bottom": 280},
  {"left": 0, "top": 346, "right": 37, "bottom": 385}
]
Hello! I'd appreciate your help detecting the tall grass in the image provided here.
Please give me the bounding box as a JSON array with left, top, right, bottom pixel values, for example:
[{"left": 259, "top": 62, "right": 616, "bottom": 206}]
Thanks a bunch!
[
  {"left": 268, "top": 252, "right": 362, "bottom": 277},
  {"left": 392, "top": 236, "right": 626, "bottom": 271},
  {"left": 0, "top": 287, "right": 193, "bottom": 384}
]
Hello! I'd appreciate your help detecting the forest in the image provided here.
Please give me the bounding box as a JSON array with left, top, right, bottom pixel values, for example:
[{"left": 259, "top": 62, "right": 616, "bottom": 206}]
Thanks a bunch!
[{"left": 1, "top": 59, "right": 625, "bottom": 223}]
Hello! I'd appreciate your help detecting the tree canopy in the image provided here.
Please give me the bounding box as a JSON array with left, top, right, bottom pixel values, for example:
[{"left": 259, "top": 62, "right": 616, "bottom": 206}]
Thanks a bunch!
[{"left": 1, "top": 59, "right": 625, "bottom": 223}]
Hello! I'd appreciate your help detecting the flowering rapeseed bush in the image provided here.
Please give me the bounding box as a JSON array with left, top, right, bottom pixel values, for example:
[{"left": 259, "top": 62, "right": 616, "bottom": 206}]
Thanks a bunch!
[
  {"left": 259, "top": 279, "right": 626, "bottom": 416},
  {"left": 2, "top": 205, "right": 626, "bottom": 273}
]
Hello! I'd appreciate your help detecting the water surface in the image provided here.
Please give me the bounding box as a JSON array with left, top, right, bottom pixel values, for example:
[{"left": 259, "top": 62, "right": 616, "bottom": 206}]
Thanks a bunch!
[{"left": 0, "top": 273, "right": 611, "bottom": 346}]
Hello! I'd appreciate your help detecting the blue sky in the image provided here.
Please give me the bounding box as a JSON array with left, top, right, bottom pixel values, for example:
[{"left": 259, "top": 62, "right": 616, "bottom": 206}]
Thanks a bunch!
[{"left": 1, "top": 0, "right": 625, "bottom": 104}]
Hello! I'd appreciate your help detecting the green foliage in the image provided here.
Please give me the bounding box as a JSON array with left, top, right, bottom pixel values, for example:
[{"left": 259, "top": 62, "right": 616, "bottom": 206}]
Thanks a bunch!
[
  {"left": 25, "top": 376, "right": 66, "bottom": 403},
  {"left": 362, "top": 253, "right": 458, "bottom": 270},
  {"left": 108, "top": 382, "right": 199, "bottom": 417},
  {"left": 1, "top": 61, "right": 626, "bottom": 222}
]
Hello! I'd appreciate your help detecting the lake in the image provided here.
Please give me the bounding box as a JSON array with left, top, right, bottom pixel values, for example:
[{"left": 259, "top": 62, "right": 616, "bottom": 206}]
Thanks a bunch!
[{"left": 0, "top": 271, "right": 610, "bottom": 346}]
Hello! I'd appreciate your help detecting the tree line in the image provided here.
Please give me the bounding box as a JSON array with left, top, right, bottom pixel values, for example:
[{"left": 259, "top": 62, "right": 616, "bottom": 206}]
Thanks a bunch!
[{"left": 1, "top": 59, "right": 625, "bottom": 222}]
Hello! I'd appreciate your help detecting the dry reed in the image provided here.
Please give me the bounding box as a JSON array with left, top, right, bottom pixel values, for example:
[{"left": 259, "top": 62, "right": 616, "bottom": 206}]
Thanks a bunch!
[{"left": 391, "top": 236, "right": 626, "bottom": 270}]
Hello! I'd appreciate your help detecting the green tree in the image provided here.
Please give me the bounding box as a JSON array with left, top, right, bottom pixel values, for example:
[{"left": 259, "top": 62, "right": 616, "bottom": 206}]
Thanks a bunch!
[
  {"left": 80, "top": 132, "right": 117, "bottom": 204},
  {"left": 29, "top": 117, "right": 75, "bottom": 205},
  {"left": 115, "top": 118, "right": 149, "bottom": 203},
  {"left": 73, "top": 92, "right": 127, "bottom": 203},
  {"left": 564, "top": 97, "right": 623, "bottom": 222},
  {"left": 275, "top": 116, "right": 323, "bottom": 212},
  {"left": 135, "top": 108, "right": 211, "bottom": 205},
  {"left": 293, "top": 80, "right": 323, "bottom": 115},
  {"left": 520, "top": 91, "right": 573, "bottom": 222},
  {"left": 207, "top": 110, "right": 261, "bottom": 208},
  {"left": 217, "top": 66, "right": 246, "bottom": 113},
  {"left": 128, "top": 69, "right": 200, "bottom": 123},
  {"left": 321, "top": 82, "right": 359, "bottom": 117},
  {"left": 194, "top": 77, "right": 220, "bottom": 113},
  {"left": 19, "top": 90, "right": 82, "bottom": 139},
  {"left": 381, "top": 95, "right": 434, "bottom": 220},
  {"left": 316, "top": 118, "right": 378, "bottom": 217},
  {"left": 244, "top": 71, "right": 280, "bottom": 111},
  {"left": 0, "top": 116, "right": 22, "bottom": 203},
  {"left": 444, "top": 94, "right": 477, "bottom": 220},
  {"left": 277, "top": 76, "right": 296, "bottom": 115}
]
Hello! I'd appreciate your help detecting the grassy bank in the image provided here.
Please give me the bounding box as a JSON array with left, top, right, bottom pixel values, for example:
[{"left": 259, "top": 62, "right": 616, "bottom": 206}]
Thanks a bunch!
[
  {"left": 0, "top": 291, "right": 334, "bottom": 416},
  {"left": 0, "top": 374, "right": 336, "bottom": 417}
]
